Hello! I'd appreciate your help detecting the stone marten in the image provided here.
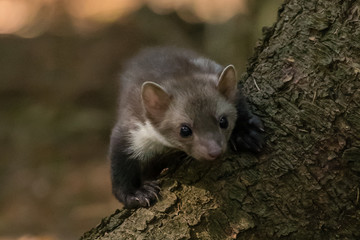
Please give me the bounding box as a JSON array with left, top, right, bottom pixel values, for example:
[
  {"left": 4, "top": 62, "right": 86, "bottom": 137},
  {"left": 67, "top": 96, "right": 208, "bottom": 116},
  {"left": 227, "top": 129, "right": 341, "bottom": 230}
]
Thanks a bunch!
[{"left": 110, "top": 47, "right": 264, "bottom": 208}]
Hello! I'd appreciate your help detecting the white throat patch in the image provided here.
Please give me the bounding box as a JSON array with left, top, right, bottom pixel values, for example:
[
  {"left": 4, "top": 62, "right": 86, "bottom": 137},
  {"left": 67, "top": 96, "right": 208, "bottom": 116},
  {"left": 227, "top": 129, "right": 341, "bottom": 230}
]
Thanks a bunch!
[{"left": 128, "top": 121, "right": 174, "bottom": 161}]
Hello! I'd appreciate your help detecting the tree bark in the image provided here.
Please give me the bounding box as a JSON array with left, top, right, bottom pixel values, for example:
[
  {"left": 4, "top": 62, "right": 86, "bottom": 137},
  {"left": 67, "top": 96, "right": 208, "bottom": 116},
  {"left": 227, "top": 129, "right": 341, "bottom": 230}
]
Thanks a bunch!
[{"left": 81, "top": 0, "right": 360, "bottom": 239}]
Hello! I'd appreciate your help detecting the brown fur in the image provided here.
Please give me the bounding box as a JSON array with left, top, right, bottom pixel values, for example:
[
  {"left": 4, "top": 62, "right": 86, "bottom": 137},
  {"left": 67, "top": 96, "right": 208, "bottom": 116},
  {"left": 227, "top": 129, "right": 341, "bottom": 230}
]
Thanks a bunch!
[
  {"left": 109, "top": 47, "right": 262, "bottom": 208},
  {"left": 116, "top": 47, "right": 237, "bottom": 161}
]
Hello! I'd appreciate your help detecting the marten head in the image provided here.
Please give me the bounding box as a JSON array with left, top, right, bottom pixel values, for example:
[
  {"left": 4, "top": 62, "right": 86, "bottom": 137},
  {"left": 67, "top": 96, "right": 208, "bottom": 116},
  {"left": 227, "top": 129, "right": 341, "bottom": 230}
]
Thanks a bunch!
[{"left": 141, "top": 65, "right": 238, "bottom": 161}]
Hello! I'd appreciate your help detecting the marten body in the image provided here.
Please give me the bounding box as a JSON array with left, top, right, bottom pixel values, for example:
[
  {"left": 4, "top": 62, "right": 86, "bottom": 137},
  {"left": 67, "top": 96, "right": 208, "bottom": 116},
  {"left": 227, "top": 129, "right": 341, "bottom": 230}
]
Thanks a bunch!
[{"left": 110, "top": 47, "right": 263, "bottom": 208}]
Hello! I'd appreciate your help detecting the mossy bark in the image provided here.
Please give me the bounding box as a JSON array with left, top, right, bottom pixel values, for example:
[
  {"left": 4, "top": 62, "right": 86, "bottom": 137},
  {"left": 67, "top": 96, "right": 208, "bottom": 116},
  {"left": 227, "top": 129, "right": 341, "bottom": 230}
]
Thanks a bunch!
[{"left": 81, "top": 0, "right": 360, "bottom": 239}]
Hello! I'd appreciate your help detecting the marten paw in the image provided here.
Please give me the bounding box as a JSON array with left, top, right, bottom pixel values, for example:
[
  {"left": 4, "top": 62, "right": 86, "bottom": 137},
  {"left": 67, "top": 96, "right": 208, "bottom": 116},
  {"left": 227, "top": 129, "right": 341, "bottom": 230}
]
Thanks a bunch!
[
  {"left": 230, "top": 114, "right": 264, "bottom": 153},
  {"left": 122, "top": 181, "right": 161, "bottom": 208}
]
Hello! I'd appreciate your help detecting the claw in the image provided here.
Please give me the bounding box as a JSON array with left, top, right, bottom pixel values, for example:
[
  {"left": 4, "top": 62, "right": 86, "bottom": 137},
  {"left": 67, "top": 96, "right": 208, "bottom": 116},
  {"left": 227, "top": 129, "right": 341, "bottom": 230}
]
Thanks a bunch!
[
  {"left": 145, "top": 181, "right": 161, "bottom": 191},
  {"left": 145, "top": 198, "right": 150, "bottom": 207},
  {"left": 249, "top": 115, "right": 264, "bottom": 132},
  {"left": 120, "top": 181, "right": 162, "bottom": 208},
  {"left": 143, "top": 184, "right": 160, "bottom": 202},
  {"left": 153, "top": 185, "right": 161, "bottom": 191},
  {"left": 149, "top": 190, "right": 159, "bottom": 201}
]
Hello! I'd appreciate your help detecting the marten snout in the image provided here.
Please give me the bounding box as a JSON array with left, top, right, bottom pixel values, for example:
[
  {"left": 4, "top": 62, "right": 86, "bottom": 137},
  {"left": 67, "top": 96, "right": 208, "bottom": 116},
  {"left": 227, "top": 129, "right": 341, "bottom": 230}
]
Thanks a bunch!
[
  {"left": 207, "top": 147, "right": 222, "bottom": 160},
  {"left": 195, "top": 139, "right": 224, "bottom": 161}
]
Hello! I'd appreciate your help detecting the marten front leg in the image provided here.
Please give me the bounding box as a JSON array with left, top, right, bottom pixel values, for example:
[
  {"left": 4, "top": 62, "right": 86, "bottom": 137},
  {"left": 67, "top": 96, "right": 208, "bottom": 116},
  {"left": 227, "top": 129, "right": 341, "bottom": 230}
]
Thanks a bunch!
[
  {"left": 230, "top": 92, "right": 264, "bottom": 152},
  {"left": 110, "top": 131, "right": 160, "bottom": 208}
]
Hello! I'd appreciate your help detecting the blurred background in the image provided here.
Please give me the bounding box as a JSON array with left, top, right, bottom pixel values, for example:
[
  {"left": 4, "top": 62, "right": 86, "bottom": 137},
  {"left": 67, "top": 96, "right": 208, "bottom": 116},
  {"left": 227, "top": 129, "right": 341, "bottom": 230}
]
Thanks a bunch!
[{"left": 0, "top": 0, "right": 282, "bottom": 239}]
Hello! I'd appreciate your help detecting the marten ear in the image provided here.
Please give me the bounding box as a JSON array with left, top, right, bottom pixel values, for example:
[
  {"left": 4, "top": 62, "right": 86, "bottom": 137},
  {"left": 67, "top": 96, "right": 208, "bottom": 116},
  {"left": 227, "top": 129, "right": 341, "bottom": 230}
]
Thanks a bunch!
[
  {"left": 141, "top": 81, "right": 171, "bottom": 123},
  {"left": 217, "top": 65, "right": 237, "bottom": 101}
]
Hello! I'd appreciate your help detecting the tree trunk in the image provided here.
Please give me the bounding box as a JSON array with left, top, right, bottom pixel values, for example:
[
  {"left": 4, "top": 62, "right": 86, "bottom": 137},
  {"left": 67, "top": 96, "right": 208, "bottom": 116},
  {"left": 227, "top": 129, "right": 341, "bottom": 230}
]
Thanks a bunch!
[{"left": 81, "top": 0, "right": 360, "bottom": 239}]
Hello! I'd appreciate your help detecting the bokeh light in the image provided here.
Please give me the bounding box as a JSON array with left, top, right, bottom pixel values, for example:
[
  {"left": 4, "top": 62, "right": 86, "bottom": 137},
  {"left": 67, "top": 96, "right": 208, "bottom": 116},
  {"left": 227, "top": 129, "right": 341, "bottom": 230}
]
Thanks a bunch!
[
  {"left": 64, "top": 0, "right": 143, "bottom": 23},
  {"left": 0, "top": 0, "right": 248, "bottom": 37}
]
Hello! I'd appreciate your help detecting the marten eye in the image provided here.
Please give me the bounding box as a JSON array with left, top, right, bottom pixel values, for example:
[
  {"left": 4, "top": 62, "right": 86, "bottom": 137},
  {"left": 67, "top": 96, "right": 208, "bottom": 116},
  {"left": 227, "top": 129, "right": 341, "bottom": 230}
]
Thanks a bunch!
[
  {"left": 219, "top": 116, "right": 228, "bottom": 129},
  {"left": 180, "top": 124, "right": 192, "bottom": 137}
]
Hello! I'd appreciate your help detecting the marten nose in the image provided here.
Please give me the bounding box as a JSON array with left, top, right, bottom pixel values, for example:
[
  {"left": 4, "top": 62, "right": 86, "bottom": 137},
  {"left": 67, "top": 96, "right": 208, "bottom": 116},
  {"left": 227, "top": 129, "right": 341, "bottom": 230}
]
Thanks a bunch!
[
  {"left": 198, "top": 139, "right": 223, "bottom": 161},
  {"left": 208, "top": 147, "right": 222, "bottom": 159}
]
